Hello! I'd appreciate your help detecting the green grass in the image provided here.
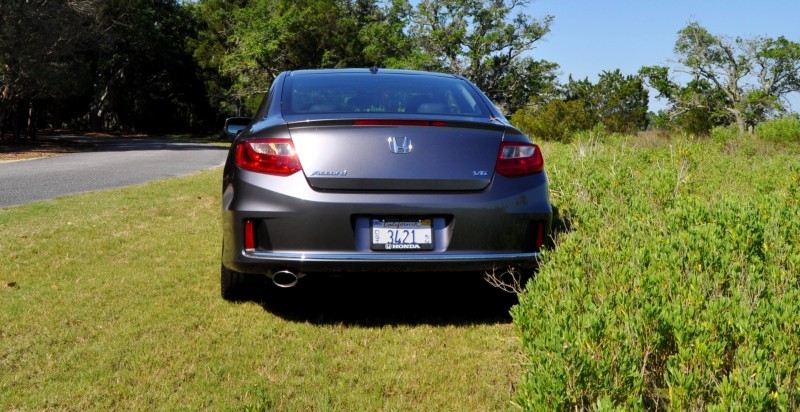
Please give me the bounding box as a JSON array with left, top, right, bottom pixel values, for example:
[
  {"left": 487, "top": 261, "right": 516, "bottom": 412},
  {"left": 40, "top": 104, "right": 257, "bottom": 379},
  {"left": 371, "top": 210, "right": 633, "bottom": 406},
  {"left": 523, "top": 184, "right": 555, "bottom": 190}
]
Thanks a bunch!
[
  {"left": 12, "top": 133, "right": 795, "bottom": 410},
  {"left": 0, "top": 169, "right": 522, "bottom": 410}
]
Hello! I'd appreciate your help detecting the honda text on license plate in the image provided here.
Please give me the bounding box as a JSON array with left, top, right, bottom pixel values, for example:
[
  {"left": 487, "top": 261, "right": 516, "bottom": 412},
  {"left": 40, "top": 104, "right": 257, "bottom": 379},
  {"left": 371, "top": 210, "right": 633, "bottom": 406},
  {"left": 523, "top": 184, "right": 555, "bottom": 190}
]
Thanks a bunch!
[{"left": 371, "top": 218, "right": 433, "bottom": 250}]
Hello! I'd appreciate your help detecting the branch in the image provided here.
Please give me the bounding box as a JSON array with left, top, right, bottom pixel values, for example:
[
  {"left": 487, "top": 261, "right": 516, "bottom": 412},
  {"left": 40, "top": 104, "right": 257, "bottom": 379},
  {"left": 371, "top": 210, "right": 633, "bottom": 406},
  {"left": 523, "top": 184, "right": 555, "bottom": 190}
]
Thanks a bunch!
[{"left": 484, "top": 266, "right": 527, "bottom": 294}]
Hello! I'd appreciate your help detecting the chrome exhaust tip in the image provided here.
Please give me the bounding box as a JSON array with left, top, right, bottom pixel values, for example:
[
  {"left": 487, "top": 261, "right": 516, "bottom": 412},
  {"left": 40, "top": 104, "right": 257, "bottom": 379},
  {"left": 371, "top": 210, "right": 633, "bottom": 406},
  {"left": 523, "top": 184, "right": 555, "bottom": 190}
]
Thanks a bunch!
[{"left": 271, "top": 270, "right": 299, "bottom": 288}]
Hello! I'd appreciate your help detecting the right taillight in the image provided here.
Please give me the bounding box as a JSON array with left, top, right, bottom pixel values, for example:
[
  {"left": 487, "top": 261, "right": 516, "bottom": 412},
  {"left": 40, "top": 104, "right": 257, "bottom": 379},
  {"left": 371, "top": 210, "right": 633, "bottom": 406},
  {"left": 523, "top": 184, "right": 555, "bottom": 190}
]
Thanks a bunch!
[
  {"left": 495, "top": 142, "right": 544, "bottom": 177},
  {"left": 235, "top": 138, "right": 302, "bottom": 176}
]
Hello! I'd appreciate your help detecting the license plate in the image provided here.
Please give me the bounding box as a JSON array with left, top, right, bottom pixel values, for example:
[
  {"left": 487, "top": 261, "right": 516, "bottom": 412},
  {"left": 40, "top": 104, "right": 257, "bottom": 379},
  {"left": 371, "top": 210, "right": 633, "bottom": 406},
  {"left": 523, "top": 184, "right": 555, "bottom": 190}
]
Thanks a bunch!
[{"left": 371, "top": 218, "right": 433, "bottom": 251}]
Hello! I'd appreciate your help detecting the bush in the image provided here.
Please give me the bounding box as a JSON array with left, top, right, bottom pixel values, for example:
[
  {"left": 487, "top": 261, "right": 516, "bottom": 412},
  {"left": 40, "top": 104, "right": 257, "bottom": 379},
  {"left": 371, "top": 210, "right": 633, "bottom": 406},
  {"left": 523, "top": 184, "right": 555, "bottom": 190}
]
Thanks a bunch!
[
  {"left": 710, "top": 124, "right": 738, "bottom": 143},
  {"left": 511, "top": 99, "right": 595, "bottom": 142},
  {"left": 513, "top": 138, "right": 800, "bottom": 409},
  {"left": 755, "top": 116, "right": 800, "bottom": 142}
]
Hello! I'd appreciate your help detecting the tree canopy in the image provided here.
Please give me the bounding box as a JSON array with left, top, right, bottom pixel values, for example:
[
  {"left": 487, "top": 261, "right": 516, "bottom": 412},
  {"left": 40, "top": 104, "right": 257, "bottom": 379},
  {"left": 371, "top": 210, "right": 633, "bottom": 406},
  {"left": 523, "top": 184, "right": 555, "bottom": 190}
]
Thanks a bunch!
[
  {"left": 0, "top": 0, "right": 557, "bottom": 137},
  {"left": 192, "top": 0, "right": 557, "bottom": 115},
  {"left": 511, "top": 70, "right": 649, "bottom": 141},
  {"left": 642, "top": 22, "right": 800, "bottom": 134},
  {"left": 0, "top": 0, "right": 95, "bottom": 137},
  {"left": 405, "top": 0, "right": 556, "bottom": 113},
  {"left": 1, "top": 3, "right": 798, "bottom": 139},
  {"left": 0, "top": 0, "right": 213, "bottom": 138}
]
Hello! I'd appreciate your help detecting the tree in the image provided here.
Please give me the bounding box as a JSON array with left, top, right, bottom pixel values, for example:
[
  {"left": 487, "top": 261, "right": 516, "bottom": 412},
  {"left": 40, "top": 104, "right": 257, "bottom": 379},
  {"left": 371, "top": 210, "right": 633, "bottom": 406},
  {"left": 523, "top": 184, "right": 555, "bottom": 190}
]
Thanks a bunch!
[
  {"left": 0, "top": 0, "right": 95, "bottom": 138},
  {"left": 359, "top": 0, "right": 416, "bottom": 68},
  {"left": 511, "top": 70, "right": 649, "bottom": 139},
  {"left": 640, "top": 66, "right": 731, "bottom": 134},
  {"left": 0, "top": 0, "right": 212, "bottom": 136},
  {"left": 407, "top": 0, "right": 556, "bottom": 114},
  {"left": 204, "top": 0, "right": 392, "bottom": 115},
  {"left": 188, "top": 0, "right": 250, "bottom": 117},
  {"left": 643, "top": 22, "right": 800, "bottom": 134},
  {"left": 592, "top": 69, "right": 649, "bottom": 134},
  {"left": 510, "top": 98, "right": 594, "bottom": 141},
  {"left": 192, "top": 0, "right": 558, "bottom": 118},
  {"left": 87, "top": 0, "right": 211, "bottom": 132}
]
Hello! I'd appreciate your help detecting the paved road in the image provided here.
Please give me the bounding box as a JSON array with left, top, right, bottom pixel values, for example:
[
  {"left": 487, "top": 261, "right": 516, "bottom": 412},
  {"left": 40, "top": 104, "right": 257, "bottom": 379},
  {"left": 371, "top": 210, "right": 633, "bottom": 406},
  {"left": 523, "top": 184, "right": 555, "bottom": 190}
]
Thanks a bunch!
[{"left": 0, "top": 137, "right": 229, "bottom": 208}]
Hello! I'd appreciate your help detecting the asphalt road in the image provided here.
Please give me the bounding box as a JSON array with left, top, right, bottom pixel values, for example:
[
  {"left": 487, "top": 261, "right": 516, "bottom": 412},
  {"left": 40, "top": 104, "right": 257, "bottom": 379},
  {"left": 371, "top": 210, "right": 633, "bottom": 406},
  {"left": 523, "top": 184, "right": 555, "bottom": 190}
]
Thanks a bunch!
[{"left": 0, "top": 137, "right": 229, "bottom": 208}]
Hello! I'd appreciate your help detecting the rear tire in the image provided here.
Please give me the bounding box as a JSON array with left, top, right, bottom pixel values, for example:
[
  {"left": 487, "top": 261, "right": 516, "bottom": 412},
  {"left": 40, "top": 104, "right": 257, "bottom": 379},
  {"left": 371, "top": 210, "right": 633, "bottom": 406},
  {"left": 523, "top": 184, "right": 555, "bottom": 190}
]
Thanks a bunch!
[{"left": 221, "top": 264, "right": 252, "bottom": 301}]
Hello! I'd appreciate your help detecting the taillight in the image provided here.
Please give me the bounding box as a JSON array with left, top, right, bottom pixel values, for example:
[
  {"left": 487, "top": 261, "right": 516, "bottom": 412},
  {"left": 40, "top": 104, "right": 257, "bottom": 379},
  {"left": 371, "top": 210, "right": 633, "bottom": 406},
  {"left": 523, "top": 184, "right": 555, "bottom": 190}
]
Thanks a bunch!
[
  {"left": 235, "top": 138, "right": 302, "bottom": 176},
  {"left": 495, "top": 142, "right": 544, "bottom": 177}
]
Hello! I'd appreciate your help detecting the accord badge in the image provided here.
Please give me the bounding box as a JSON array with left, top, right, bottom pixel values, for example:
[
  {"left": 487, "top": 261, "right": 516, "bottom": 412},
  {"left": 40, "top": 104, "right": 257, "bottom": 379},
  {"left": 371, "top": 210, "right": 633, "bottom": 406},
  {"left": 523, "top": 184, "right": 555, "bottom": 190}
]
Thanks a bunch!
[{"left": 310, "top": 170, "right": 347, "bottom": 176}]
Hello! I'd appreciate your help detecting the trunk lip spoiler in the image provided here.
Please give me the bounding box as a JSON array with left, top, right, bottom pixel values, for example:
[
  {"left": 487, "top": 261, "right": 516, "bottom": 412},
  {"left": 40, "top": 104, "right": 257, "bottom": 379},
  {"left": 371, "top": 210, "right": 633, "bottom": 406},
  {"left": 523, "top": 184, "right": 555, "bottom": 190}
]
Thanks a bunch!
[{"left": 282, "top": 116, "right": 507, "bottom": 132}]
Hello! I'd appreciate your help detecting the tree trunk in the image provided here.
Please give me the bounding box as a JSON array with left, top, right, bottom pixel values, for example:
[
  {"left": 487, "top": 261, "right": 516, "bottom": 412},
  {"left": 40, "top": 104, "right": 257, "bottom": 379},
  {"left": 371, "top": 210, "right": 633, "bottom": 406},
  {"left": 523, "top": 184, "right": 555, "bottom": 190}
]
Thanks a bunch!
[
  {"left": 26, "top": 102, "right": 37, "bottom": 138},
  {"left": 733, "top": 111, "right": 747, "bottom": 134},
  {"left": 0, "top": 87, "right": 10, "bottom": 140}
]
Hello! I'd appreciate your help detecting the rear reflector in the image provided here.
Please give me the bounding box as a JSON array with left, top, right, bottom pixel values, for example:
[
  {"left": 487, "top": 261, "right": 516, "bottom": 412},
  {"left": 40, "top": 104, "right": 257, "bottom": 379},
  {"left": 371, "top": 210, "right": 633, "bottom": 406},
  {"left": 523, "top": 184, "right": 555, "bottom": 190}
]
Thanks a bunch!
[
  {"left": 236, "top": 138, "right": 302, "bottom": 176},
  {"left": 354, "top": 120, "right": 446, "bottom": 127},
  {"left": 495, "top": 142, "right": 544, "bottom": 177},
  {"left": 244, "top": 220, "right": 256, "bottom": 251},
  {"left": 533, "top": 221, "right": 545, "bottom": 251}
]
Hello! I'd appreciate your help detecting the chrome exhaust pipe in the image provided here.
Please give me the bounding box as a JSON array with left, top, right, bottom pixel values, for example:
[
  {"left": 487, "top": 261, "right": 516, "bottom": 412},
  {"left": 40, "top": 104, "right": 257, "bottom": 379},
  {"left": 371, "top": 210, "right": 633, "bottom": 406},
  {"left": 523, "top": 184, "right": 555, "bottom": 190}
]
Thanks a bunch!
[{"left": 272, "top": 270, "right": 299, "bottom": 288}]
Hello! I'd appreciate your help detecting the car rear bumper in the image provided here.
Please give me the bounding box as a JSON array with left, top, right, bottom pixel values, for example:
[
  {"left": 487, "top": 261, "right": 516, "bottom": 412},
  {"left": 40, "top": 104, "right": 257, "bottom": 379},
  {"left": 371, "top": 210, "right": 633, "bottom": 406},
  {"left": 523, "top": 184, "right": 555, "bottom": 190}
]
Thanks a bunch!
[
  {"left": 225, "top": 250, "right": 541, "bottom": 275},
  {"left": 221, "top": 169, "right": 552, "bottom": 276}
]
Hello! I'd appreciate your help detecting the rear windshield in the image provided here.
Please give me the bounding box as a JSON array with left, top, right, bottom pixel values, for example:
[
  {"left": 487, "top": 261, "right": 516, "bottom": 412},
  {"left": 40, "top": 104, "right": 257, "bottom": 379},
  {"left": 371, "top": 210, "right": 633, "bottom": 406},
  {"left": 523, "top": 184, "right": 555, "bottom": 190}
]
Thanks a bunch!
[{"left": 283, "top": 73, "right": 490, "bottom": 117}]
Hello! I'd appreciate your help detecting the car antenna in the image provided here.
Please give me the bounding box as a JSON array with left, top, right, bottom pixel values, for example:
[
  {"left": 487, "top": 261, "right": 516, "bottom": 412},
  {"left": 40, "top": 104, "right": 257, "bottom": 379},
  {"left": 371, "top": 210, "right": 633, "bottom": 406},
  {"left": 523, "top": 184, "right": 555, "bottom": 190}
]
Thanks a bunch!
[{"left": 369, "top": 66, "right": 379, "bottom": 74}]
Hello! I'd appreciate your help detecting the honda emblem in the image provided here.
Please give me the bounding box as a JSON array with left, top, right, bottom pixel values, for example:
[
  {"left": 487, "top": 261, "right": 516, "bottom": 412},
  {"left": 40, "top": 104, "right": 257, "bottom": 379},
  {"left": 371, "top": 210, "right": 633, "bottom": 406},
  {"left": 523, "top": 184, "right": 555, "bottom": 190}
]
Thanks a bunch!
[{"left": 388, "top": 136, "right": 412, "bottom": 154}]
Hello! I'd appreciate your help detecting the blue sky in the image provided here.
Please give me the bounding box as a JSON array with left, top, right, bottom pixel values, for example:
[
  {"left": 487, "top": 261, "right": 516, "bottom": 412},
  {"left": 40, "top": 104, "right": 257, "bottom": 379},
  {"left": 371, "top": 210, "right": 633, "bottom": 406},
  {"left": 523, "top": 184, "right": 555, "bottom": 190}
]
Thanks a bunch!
[{"left": 525, "top": 0, "right": 800, "bottom": 112}]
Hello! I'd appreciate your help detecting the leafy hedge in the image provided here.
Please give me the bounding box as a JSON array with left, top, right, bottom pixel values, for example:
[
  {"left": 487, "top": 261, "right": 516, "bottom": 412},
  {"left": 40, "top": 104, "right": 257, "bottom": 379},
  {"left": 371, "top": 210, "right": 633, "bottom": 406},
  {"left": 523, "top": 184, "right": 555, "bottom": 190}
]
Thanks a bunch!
[
  {"left": 513, "top": 136, "right": 800, "bottom": 410},
  {"left": 756, "top": 116, "right": 800, "bottom": 143}
]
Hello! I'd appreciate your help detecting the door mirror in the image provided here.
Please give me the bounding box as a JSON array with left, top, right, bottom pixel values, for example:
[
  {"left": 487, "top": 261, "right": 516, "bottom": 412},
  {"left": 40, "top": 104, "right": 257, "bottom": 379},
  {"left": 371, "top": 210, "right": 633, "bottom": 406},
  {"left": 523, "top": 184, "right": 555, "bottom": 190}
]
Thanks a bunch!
[{"left": 223, "top": 117, "right": 251, "bottom": 138}]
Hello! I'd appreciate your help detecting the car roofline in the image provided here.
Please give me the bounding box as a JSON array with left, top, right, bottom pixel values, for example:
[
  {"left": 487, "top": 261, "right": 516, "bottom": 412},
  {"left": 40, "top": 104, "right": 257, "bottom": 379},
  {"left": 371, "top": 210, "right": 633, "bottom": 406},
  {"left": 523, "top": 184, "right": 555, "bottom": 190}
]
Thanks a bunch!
[{"left": 285, "top": 68, "right": 462, "bottom": 80}]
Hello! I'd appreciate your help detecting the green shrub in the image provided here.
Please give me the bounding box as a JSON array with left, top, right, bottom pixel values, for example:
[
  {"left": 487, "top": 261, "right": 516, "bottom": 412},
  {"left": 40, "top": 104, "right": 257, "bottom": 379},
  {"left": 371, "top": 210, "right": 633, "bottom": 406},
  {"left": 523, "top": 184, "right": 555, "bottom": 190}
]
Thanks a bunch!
[
  {"left": 513, "top": 138, "right": 800, "bottom": 409},
  {"left": 755, "top": 116, "right": 800, "bottom": 142},
  {"left": 511, "top": 99, "right": 595, "bottom": 142},
  {"left": 710, "top": 124, "right": 738, "bottom": 143}
]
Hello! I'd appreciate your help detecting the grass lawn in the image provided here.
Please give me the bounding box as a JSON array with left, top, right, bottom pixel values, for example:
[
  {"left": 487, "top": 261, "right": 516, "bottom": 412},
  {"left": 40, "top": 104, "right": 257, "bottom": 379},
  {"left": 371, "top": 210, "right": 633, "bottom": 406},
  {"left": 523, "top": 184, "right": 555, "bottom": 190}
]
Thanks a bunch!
[{"left": 0, "top": 168, "right": 523, "bottom": 410}]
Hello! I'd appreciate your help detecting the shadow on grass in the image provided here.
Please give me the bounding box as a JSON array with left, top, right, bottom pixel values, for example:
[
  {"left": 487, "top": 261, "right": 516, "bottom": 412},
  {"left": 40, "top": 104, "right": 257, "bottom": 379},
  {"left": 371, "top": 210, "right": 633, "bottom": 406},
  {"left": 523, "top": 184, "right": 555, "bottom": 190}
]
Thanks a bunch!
[
  {"left": 242, "top": 272, "right": 522, "bottom": 327},
  {"left": 233, "top": 206, "right": 570, "bottom": 327},
  {"left": 234, "top": 206, "right": 575, "bottom": 328}
]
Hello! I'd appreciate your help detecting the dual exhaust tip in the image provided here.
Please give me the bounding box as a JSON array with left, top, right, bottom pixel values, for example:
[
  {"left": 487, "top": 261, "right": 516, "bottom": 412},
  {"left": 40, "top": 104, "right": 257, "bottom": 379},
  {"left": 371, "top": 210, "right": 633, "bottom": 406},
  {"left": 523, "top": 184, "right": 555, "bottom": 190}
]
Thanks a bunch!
[{"left": 271, "top": 270, "right": 300, "bottom": 288}]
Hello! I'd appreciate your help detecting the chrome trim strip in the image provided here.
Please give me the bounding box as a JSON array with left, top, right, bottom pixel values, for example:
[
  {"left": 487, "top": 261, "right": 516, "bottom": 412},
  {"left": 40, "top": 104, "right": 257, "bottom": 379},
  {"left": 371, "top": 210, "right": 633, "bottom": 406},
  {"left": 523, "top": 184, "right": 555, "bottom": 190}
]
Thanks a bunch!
[{"left": 246, "top": 251, "right": 540, "bottom": 262}]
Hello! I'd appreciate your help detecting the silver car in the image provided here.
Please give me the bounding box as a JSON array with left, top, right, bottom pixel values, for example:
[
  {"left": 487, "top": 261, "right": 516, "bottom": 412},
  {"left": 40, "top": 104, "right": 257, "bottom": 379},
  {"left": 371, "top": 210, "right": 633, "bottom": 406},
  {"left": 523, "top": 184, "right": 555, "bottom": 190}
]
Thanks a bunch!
[{"left": 220, "top": 68, "right": 551, "bottom": 300}]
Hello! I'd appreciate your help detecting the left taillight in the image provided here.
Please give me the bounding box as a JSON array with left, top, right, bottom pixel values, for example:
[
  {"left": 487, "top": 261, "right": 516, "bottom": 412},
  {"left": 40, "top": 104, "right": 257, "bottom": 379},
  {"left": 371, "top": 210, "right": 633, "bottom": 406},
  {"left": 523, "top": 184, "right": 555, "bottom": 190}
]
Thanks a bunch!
[
  {"left": 235, "top": 138, "right": 302, "bottom": 176},
  {"left": 495, "top": 142, "right": 544, "bottom": 177}
]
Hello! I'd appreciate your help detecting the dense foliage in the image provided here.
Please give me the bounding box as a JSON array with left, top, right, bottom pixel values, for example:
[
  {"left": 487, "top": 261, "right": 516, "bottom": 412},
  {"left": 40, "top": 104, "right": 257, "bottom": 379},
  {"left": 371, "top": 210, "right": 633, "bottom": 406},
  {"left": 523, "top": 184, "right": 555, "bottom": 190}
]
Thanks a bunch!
[
  {"left": 2, "top": 2, "right": 797, "bottom": 138},
  {"left": 755, "top": 115, "right": 800, "bottom": 142},
  {"left": 513, "top": 136, "right": 800, "bottom": 409},
  {"left": 511, "top": 70, "right": 649, "bottom": 141},
  {"left": 408, "top": 0, "right": 556, "bottom": 114},
  {"left": 0, "top": 0, "right": 556, "bottom": 136},
  {"left": 0, "top": 0, "right": 96, "bottom": 137}
]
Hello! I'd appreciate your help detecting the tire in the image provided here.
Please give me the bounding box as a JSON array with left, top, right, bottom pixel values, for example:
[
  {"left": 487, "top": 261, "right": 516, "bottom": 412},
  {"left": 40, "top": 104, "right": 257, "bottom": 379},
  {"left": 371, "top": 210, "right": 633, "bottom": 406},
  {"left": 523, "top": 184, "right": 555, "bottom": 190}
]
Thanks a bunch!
[{"left": 221, "top": 264, "right": 251, "bottom": 301}]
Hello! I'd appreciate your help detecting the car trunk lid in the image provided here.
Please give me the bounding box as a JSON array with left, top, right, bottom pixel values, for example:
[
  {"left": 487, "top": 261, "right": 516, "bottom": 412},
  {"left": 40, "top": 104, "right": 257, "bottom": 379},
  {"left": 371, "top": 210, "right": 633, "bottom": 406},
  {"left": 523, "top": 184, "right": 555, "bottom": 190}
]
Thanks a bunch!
[{"left": 288, "top": 119, "right": 504, "bottom": 191}]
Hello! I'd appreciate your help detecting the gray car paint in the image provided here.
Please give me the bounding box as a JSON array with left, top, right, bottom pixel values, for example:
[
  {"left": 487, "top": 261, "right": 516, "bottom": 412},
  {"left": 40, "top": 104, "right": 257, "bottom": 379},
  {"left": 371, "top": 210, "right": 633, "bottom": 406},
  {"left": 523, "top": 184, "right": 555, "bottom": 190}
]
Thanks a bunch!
[{"left": 221, "top": 69, "right": 552, "bottom": 278}]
